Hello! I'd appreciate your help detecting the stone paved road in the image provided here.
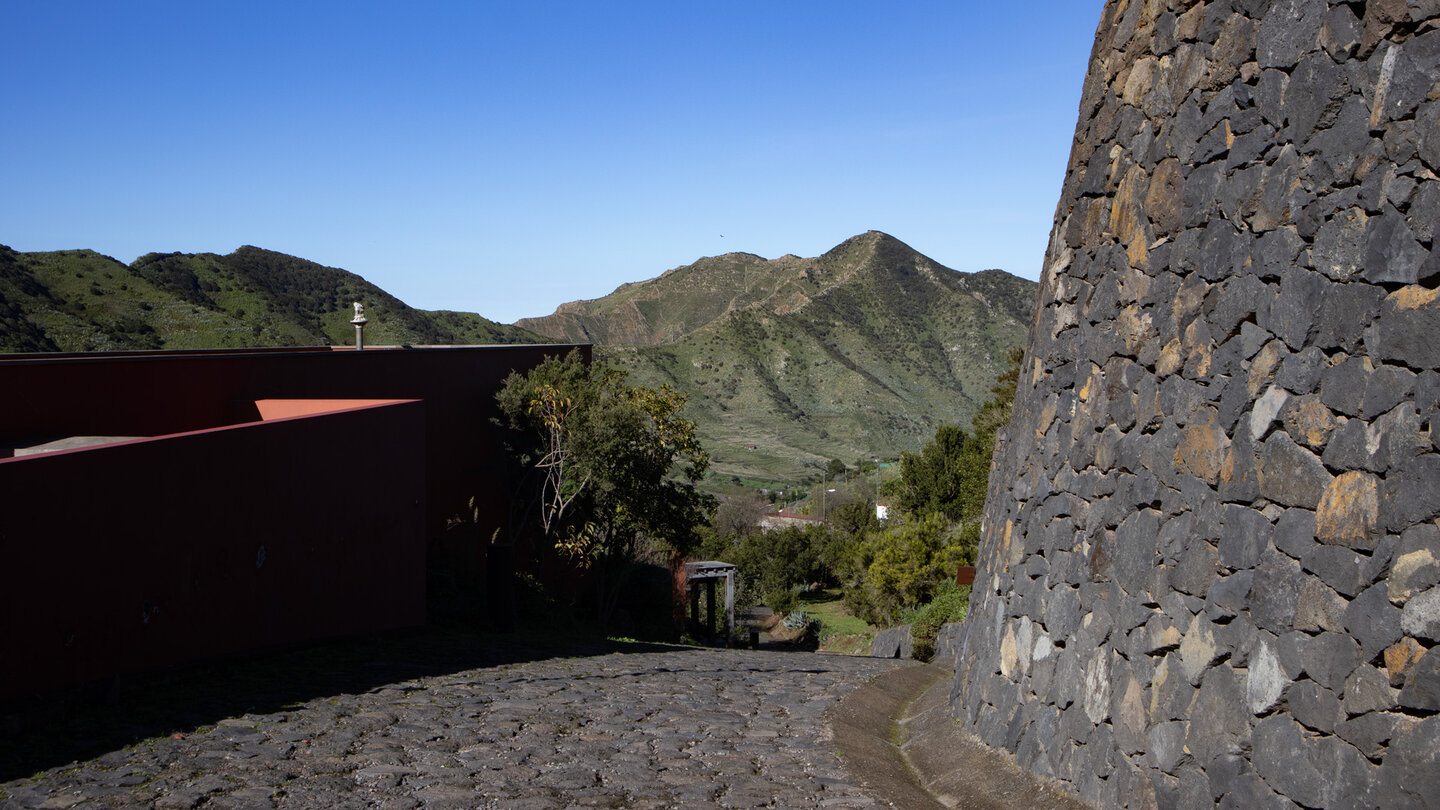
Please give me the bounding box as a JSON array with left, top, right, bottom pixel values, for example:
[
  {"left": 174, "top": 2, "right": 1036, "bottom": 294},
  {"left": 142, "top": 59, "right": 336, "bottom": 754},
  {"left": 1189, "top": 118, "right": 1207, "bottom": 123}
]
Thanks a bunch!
[{"left": 1, "top": 645, "right": 912, "bottom": 809}]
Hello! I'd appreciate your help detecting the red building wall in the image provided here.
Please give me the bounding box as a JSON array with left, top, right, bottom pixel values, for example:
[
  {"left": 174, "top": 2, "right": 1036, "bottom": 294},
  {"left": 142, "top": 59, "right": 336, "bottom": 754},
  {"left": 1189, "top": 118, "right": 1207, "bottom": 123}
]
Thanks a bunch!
[
  {"left": 0, "top": 344, "right": 584, "bottom": 698},
  {"left": 0, "top": 401, "right": 425, "bottom": 697}
]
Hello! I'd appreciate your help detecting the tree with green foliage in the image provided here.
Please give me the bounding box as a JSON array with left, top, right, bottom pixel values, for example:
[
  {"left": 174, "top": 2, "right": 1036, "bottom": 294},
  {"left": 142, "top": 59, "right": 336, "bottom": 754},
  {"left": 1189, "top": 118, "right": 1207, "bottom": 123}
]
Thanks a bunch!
[
  {"left": 842, "top": 513, "right": 972, "bottom": 626},
  {"left": 973, "top": 345, "right": 1024, "bottom": 437},
  {"left": 905, "top": 581, "right": 971, "bottom": 662},
  {"left": 889, "top": 346, "right": 1024, "bottom": 532},
  {"left": 496, "top": 349, "right": 715, "bottom": 624},
  {"left": 842, "top": 347, "right": 1023, "bottom": 629},
  {"left": 893, "top": 423, "right": 991, "bottom": 524}
]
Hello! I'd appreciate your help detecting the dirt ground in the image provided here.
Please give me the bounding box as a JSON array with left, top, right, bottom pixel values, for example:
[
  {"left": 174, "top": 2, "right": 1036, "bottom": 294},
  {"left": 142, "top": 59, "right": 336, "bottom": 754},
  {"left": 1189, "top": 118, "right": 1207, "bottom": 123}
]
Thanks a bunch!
[{"left": 829, "top": 662, "right": 1093, "bottom": 810}]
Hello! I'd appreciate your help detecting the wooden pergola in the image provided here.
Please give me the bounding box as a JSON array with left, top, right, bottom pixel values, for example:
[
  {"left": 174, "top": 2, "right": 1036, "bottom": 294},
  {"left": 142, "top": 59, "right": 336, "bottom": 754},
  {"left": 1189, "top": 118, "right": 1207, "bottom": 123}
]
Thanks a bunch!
[{"left": 684, "top": 561, "right": 736, "bottom": 645}]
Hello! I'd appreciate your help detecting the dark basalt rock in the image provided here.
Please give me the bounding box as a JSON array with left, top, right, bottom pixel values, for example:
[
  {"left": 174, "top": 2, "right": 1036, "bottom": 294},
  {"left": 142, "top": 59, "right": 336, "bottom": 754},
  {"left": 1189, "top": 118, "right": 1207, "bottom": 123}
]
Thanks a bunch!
[{"left": 952, "top": 3, "right": 1440, "bottom": 805}]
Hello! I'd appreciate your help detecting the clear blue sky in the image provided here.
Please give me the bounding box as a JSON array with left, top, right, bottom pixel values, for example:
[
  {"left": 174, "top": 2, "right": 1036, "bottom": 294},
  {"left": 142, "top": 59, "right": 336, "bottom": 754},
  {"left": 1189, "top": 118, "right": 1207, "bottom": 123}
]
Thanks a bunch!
[{"left": 4, "top": 2, "right": 1104, "bottom": 325}]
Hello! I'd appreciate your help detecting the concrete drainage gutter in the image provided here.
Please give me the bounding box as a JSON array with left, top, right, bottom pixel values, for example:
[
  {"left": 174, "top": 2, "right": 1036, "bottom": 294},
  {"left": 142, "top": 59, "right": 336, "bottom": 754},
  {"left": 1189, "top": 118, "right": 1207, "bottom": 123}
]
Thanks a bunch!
[{"left": 828, "top": 662, "right": 1092, "bottom": 810}]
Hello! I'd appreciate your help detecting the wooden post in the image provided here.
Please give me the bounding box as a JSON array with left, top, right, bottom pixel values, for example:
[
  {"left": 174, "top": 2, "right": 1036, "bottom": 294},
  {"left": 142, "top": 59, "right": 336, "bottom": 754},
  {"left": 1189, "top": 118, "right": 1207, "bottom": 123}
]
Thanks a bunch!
[
  {"left": 689, "top": 585, "right": 701, "bottom": 636},
  {"left": 706, "top": 579, "right": 717, "bottom": 640},
  {"left": 724, "top": 568, "right": 735, "bottom": 647}
]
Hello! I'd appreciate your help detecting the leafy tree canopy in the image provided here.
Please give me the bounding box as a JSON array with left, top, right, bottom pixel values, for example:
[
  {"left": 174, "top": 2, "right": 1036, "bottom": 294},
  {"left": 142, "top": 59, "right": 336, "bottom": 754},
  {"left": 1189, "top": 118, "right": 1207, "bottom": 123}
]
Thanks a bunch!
[
  {"left": 496, "top": 350, "right": 715, "bottom": 569},
  {"left": 893, "top": 423, "right": 991, "bottom": 524}
]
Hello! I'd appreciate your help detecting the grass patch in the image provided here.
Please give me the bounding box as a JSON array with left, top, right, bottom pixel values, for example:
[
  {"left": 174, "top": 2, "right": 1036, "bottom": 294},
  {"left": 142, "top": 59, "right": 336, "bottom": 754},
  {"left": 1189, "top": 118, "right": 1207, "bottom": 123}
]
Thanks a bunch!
[{"left": 799, "top": 589, "right": 875, "bottom": 654}]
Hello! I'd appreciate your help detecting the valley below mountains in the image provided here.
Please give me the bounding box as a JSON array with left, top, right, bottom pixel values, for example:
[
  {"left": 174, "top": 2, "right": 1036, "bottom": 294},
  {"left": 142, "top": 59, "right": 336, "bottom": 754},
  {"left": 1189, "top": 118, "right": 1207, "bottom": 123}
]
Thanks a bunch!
[
  {"left": 518, "top": 231, "right": 1036, "bottom": 483},
  {"left": 0, "top": 232, "right": 1036, "bottom": 484}
]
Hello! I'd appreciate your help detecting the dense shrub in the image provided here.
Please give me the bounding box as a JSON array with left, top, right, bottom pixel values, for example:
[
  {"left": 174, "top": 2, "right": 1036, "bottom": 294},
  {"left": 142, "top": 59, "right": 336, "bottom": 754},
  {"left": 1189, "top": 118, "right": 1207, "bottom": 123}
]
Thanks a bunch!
[
  {"left": 842, "top": 513, "right": 973, "bottom": 627},
  {"left": 905, "top": 582, "right": 971, "bottom": 662}
]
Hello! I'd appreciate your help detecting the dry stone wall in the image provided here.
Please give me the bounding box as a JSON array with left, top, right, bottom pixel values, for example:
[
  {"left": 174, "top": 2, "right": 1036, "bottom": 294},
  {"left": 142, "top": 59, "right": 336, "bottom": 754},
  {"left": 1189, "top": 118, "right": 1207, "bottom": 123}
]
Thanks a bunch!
[{"left": 952, "top": 1, "right": 1440, "bottom": 807}]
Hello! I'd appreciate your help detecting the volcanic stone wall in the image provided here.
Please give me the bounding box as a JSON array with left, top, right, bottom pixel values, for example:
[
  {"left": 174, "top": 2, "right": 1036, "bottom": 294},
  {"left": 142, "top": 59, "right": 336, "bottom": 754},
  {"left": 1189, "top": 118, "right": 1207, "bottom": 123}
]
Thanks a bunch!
[{"left": 952, "top": 1, "right": 1440, "bottom": 807}]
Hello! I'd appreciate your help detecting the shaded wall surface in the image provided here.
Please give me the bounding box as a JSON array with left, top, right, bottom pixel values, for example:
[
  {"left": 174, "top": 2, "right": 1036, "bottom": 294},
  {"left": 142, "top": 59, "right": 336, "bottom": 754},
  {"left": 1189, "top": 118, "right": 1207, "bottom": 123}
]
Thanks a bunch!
[
  {"left": 0, "top": 344, "right": 585, "bottom": 555},
  {"left": 954, "top": 2, "right": 1440, "bottom": 808},
  {"left": 0, "top": 345, "right": 582, "bottom": 698},
  {"left": 0, "top": 402, "right": 425, "bottom": 698}
]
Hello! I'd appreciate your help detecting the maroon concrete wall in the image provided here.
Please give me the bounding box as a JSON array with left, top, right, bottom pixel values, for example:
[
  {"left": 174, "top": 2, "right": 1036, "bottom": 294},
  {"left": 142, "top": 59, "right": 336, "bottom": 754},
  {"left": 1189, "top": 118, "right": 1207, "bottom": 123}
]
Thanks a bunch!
[
  {"left": 0, "top": 344, "right": 587, "bottom": 552},
  {"left": 0, "top": 344, "right": 584, "bottom": 698},
  {"left": 0, "top": 401, "right": 426, "bottom": 698}
]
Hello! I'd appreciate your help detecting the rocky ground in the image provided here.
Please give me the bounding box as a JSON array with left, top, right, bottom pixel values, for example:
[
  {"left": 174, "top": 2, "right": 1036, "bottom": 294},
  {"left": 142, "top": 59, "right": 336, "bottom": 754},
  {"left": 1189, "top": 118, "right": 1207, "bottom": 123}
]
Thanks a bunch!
[
  {"left": 1, "top": 631, "right": 1088, "bottom": 810},
  {"left": 0, "top": 635, "right": 911, "bottom": 809}
]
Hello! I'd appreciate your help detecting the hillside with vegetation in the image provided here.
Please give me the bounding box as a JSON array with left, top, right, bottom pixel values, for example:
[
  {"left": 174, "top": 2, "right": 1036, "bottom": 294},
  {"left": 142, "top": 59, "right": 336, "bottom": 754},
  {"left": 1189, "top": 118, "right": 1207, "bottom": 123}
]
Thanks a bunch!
[
  {"left": 0, "top": 244, "right": 541, "bottom": 352},
  {"left": 519, "top": 231, "right": 1036, "bottom": 483}
]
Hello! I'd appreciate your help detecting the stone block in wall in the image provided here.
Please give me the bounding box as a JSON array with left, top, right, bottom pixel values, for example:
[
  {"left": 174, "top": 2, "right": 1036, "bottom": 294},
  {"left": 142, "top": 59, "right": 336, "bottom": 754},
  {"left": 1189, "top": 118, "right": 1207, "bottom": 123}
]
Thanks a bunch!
[
  {"left": 1307, "top": 632, "right": 1365, "bottom": 692},
  {"left": 1340, "top": 711, "right": 1396, "bottom": 760},
  {"left": 1363, "top": 205, "right": 1429, "bottom": 284},
  {"left": 1186, "top": 664, "right": 1250, "bottom": 768},
  {"left": 1304, "top": 545, "right": 1369, "bottom": 597},
  {"left": 1252, "top": 714, "right": 1333, "bottom": 809},
  {"left": 952, "top": 0, "right": 1440, "bottom": 803},
  {"left": 1381, "top": 455, "right": 1440, "bottom": 531},
  {"left": 1371, "top": 287, "right": 1440, "bottom": 370},
  {"left": 1258, "top": 0, "right": 1329, "bottom": 70},
  {"left": 1343, "top": 665, "right": 1400, "bottom": 716},
  {"left": 1385, "top": 637, "right": 1427, "bottom": 687},
  {"left": 1295, "top": 574, "right": 1349, "bottom": 632},
  {"left": 1273, "top": 506, "right": 1318, "bottom": 559},
  {"left": 1258, "top": 432, "right": 1331, "bottom": 508},
  {"left": 1250, "top": 549, "right": 1305, "bottom": 632},
  {"left": 1288, "top": 681, "right": 1342, "bottom": 734},
  {"left": 933, "top": 621, "right": 965, "bottom": 665},
  {"left": 870, "top": 625, "right": 912, "bottom": 659},
  {"left": 1344, "top": 584, "right": 1404, "bottom": 660},
  {"left": 1401, "top": 586, "right": 1440, "bottom": 641},
  {"left": 1316, "top": 470, "right": 1382, "bottom": 550},
  {"left": 1279, "top": 395, "right": 1336, "bottom": 452},
  {"left": 1379, "top": 715, "right": 1440, "bottom": 809}
]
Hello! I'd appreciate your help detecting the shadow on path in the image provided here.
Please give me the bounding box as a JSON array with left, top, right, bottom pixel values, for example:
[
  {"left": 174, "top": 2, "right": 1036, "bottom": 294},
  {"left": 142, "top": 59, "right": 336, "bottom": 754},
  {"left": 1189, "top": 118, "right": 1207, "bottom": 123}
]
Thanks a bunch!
[{"left": 0, "top": 628, "right": 695, "bottom": 781}]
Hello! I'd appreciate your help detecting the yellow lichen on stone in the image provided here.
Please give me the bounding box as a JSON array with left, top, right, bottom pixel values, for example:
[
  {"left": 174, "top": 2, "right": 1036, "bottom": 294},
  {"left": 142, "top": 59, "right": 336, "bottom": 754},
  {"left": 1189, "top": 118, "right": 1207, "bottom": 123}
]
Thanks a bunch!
[
  {"left": 1008, "top": 522, "right": 1025, "bottom": 569},
  {"left": 1122, "top": 57, "right": 1160, "bottom": 105},
  {"left": 1111, "top": 165, "right": 1152, "bottom": 269},
  {"left": 1000, "top": 622, "right": 1019, "bottom": 680},
  {"left": 1178, "top": 614, "right": 1218, "bottom": 684},
  {"left": 1116, "top": 673, "right": 1147, "bottom": 741},
  {"left": 1285, "top": 397, "right": 1340, "bottom": 449},
  {"left": 1156, "top": 338, "right": 1184, "bottom": 376},
  {"left": 1384, "top": 638, "right": 1426, "bottom": 687},
  {"left": 1174, "top": 407, "right": 1229, "bottom": 483},
  {"left": 1389, "top": 548, "right": 1439, "bottom": 604},
  {"left": 1248, "top": 341, "right": 1285, "bottom": 398},
  {"left": 998, "top": 520, "right": 1014, "bottom": 572},
  {"left": 1183, "top": 319, "right": 1213, "bottom": 376},
  {"left": 1315, "top": 471, "right": 1380, "bottom": 547},
  {"left": 1150, "top": 655, "right": 1172, "bottom": 716},
  {"left": 1037, "top": 398, "right": 1058, "bottom": 440},
  {"left": 1119, "top": 305, "right": 1153, "bottom": 356},
  {"left": 1391, "top": 285, "right": 1440, "bottom": 311},
  {"left": 1219, "top": 444, "right": 1244, "bottom": 486}
]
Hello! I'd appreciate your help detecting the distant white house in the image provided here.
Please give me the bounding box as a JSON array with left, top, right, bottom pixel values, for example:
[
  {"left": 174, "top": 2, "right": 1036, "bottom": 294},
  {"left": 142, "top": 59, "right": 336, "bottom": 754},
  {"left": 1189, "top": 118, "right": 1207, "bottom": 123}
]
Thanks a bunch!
[{"left": 876, "top": 503, "right": 891, "bottom": 521}]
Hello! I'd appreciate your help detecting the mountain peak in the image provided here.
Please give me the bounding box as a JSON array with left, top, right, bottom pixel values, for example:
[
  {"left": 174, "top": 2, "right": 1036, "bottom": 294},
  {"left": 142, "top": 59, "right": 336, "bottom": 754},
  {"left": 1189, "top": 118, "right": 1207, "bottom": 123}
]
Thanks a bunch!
[
  {"left": 514, "top": 232, "right": 1027, "bottom": 349},
  {"left": 538, "top": 231, "right": 1040, "bottom": 482}
]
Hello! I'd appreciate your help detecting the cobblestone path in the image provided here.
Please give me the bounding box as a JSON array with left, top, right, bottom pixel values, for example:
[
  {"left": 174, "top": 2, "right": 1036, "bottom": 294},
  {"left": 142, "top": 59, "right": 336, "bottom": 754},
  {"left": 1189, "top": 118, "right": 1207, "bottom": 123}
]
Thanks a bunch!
[{"left": 1, "top": 645, "right": 912, "bottom": 809}]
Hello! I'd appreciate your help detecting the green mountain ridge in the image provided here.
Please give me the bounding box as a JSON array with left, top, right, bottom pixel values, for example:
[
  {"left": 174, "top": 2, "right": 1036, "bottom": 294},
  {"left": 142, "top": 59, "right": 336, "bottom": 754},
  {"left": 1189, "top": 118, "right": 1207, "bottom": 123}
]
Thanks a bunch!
[
  {"left": 0, "top": 233, "right": 1038, "bottom": 487},
  {"left": 0, "top": 245, "right": 541, "bottom": 353},
  {"left": 517, "top": 231, "right": 1037, "bottom": 484}
]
